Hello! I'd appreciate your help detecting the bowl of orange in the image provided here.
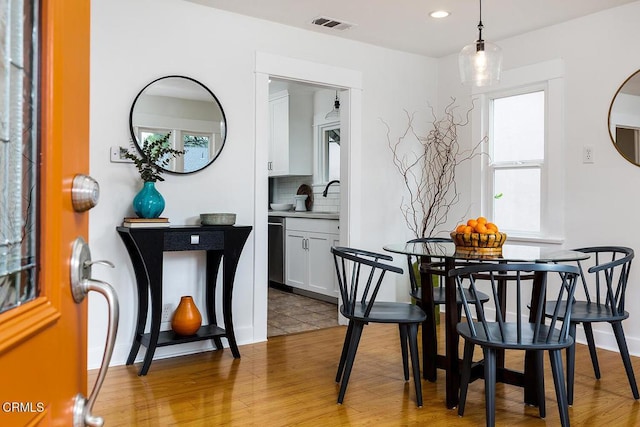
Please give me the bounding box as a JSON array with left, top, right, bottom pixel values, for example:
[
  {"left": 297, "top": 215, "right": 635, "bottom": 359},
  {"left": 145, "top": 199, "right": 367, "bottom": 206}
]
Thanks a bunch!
[{"left": 450, "top": 217, "right": 507, "bottom": 255}]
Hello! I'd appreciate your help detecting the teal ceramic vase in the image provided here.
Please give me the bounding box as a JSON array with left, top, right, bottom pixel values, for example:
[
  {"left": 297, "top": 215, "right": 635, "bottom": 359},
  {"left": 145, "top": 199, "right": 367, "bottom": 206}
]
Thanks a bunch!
[{"left": 133, "top": 181, "right": 165, "bottom": 218}]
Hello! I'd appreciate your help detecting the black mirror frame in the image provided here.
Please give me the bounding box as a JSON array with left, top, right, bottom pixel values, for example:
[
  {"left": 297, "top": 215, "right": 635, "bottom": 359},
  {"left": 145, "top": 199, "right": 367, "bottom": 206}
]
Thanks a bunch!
[{"left": 129, "top": 75, "right": 227, "bottom": 175}]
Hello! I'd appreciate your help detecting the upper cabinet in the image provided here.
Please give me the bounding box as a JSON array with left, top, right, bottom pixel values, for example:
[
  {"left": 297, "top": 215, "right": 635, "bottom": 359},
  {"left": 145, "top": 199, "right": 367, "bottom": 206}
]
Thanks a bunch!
[{"left": 268, "top": 90, "right": 313, "bottom": 176}]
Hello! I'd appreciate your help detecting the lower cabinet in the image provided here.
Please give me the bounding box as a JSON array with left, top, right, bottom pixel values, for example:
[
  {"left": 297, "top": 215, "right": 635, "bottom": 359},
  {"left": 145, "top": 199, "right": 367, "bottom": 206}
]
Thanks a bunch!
[{"left": 285, "top": 217, "right": 339, "bottom": 298}]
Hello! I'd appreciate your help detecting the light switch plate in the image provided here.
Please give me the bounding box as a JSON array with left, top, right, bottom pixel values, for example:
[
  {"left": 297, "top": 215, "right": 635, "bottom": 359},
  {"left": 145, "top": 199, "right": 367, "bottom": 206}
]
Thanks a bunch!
[{"left": 110, "top": 145, "right": 134, "bottom": 163}]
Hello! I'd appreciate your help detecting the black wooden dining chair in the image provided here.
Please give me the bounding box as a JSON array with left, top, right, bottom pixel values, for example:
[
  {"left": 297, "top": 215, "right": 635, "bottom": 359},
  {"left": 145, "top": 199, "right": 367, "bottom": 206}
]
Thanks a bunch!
[
  {"left": 544, "top": 246, "right": 638, "bottom": 404},
  {"left": 451, "top": 262, "right": 580, "bottom": 427},
  {"left": 331, "top": 246, "right": 427, "bottom": 407},
  {"left": 405, "top": 237, "right": 490, "bottom": 381}
]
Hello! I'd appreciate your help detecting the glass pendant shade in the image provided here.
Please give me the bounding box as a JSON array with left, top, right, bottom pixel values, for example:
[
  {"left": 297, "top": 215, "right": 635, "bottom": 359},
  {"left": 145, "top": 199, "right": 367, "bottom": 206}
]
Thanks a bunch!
[
  {"left": 459, "top": 40, "right": 502, "bottom": 87},
  {"left": 325, "top": 92, "right": 340, "bottom": 120}
]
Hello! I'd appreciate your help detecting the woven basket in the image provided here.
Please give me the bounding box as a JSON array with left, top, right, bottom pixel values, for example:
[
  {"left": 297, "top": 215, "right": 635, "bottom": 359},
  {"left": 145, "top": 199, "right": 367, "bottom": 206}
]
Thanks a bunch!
[{"left": 450, "top": 231, "right": 507, "bottom": 256}]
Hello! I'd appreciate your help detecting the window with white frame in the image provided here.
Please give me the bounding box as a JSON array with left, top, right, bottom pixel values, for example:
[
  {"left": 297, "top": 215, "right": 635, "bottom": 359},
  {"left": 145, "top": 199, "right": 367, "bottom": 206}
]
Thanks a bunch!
[
  {"left": 182, "top": 131, "right": 213, "bottom": 172},
  {"left": 315, "top": 121, "right": 340, "bottom": 184},
  {"left": 473, "top": 60, "right": 564, "bottom": 242},
  {"left": 489, "top": 89, "right": 544, "bottom": 234},
  {"left": 137, "top": 127, "right": 214, "bottom": 173}
]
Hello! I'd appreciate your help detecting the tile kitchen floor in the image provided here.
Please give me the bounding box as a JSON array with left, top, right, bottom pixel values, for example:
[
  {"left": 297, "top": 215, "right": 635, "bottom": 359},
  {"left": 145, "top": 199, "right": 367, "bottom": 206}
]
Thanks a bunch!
[{"left": 267, "top": 286, "right": 339, "bottom": 337}]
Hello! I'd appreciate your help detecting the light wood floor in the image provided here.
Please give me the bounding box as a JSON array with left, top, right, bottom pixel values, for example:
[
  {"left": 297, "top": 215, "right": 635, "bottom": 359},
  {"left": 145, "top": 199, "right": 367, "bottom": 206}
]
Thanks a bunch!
[{"left": 91, "top": 321, "right": 640, "bottom": 426}]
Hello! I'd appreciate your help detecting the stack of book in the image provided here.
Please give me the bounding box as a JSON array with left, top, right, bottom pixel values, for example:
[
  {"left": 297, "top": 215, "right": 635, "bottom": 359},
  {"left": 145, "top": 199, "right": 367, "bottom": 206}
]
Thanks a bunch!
[{"left": 122, "top": 217, "right": 170, "bottom": 228}]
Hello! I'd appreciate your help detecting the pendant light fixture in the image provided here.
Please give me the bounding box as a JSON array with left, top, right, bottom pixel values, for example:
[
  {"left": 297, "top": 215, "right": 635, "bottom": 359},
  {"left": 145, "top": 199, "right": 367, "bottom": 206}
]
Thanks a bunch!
[
  {"left": 325, "top": 91, "right": 340, "bottom": 120},
  {"left": 458, "top": 0, "right": 502, "bottom": 87}
]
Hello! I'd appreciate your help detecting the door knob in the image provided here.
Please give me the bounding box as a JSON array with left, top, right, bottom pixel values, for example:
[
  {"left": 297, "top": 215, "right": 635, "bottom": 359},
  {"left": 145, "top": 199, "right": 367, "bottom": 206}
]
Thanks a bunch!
[{"left": 71, "top": 174, "right": 100, "bottom": 212}]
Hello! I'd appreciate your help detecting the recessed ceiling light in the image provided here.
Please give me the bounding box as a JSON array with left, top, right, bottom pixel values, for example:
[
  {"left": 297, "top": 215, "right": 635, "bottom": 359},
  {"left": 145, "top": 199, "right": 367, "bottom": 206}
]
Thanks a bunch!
[{"left": 429, "top": 10, "right": 450, "bottom": 19}]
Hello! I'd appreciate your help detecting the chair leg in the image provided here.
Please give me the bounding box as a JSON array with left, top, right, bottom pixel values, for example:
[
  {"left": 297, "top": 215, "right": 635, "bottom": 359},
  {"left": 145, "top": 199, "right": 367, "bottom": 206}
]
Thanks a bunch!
[
  {"left": 337, "top": 322, "right": 364, "bottom": 404},
  {"left": 399, "top": 324, "right": 409, "bottom": 381},
  {"left": 534, "top": 350, "right": 546, "bottom": 419},
  {"left": 566, "top": 323, "right": 577, "bottom": 406},
  {"left": 549, "top": 349, "right": 571, "bottom": 427},
  {"left": 612, "top": 321, "right": 640, "bottom": 400},
  {"left": 407, "top": 323, "right": 423, "bottom": 407},
  {"left": 336, "top": 321, "right": 354, "bottom": 383},
  {"left": 483, "top": 348, "right": 497, "bottom": 427},
  {"left": 458, "top": 340, "right": 474, "bottom": 417},
  {"left": 583, "top": 322, "right": 601, "bottom": 379}
]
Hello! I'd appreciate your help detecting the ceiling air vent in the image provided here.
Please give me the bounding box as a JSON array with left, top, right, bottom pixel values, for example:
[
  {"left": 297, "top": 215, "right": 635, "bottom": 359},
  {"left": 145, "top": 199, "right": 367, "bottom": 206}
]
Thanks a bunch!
[{"left": 311, "top": 16, "right": 355, "bottom": 31}]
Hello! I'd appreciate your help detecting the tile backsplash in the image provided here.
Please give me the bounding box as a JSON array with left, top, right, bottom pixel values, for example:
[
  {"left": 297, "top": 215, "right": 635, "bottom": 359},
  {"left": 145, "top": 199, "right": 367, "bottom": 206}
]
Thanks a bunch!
[{"left": 270, "top": 176, "right": 340, "bottom": 213}]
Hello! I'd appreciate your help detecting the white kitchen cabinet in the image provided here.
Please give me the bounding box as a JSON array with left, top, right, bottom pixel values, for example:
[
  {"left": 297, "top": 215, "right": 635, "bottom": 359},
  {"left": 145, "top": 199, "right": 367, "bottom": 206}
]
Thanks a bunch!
[
  {"left": 285, "top": 218, "right": 339, "bottom": 298},
  {"left": 285, "top": 229, "right": 307, "bottom": 289},
  {"left": 268, "top": 90, "right": 313, "bottom": 177}
]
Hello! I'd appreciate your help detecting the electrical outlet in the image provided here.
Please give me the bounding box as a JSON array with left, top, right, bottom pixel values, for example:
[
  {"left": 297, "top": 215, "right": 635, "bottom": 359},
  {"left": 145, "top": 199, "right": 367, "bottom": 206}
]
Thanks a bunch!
[
  {"left": 583, "top": 145, "right": 595, "bottom": 164},
  {"left": 161, "top": 303, "right": 173, "bottom": 322},
  {"left": 110, "top": 145, "right": 134, "bottom": 163}
]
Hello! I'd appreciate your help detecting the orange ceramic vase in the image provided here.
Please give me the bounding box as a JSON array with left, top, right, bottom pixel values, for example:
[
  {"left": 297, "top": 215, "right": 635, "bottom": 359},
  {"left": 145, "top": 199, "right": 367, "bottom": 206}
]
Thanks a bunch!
[{"left": 171, "top": 296, "right": 202, "bottom": 335}]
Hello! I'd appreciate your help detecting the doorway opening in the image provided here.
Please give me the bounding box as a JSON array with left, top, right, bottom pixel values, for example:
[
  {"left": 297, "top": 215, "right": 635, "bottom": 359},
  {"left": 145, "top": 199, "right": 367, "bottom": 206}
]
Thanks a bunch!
[
  {"left": 266, "top": 77, "right": 342, "bottom": 337},
  {"left": 254, "top": 51, "right": 362, "bottom": 343}
]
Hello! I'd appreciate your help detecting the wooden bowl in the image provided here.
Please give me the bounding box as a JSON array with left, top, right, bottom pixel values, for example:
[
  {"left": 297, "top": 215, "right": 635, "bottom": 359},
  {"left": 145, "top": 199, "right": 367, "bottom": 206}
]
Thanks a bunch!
[{"left": 450, "top": 231, "right": 507, "bottom": 256}]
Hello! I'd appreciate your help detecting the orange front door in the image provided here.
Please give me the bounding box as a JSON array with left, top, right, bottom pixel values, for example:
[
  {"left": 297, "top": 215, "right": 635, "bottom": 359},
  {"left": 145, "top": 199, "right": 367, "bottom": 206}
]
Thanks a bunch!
[{"left": 0, "top": 0, "right": 91, "bottom": 425}]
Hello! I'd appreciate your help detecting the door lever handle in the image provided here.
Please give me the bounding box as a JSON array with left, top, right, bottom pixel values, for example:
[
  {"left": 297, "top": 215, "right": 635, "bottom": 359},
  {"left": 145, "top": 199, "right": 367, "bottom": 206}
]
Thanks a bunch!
[
  {"left": 70, "top": 237, "right": 119, "bottom": 427},
  {"left": 73, "top": 278, "right": 119, "bottom": 427},
  {"left": 84, "top": 260, "right": 115, "bottom": 269}
]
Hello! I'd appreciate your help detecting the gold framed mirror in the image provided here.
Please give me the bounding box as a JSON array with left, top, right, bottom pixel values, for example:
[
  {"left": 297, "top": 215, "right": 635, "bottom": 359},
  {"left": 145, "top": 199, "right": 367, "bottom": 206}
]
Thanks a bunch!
[{"left": 608, "top": 69, "right": 640, "bottom": 166}]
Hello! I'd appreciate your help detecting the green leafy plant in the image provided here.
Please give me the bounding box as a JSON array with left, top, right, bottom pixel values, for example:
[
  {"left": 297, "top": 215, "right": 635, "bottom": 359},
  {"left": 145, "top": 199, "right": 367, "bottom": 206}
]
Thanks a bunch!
[{"left": 122, "top": 132, "right": 184, "bottom": 182}]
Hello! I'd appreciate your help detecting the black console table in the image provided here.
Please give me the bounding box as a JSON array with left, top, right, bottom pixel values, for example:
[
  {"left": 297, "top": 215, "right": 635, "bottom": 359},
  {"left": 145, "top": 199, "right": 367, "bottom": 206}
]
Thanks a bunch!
[{"left": 116, "top": 225, "right": 252, "bottom": 375}]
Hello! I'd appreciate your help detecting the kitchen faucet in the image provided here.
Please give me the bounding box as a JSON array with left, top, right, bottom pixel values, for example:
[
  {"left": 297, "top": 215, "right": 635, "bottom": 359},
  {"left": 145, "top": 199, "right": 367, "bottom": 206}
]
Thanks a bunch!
[{"left": 322, "top": 180, "right": 340, "bottom": 197}]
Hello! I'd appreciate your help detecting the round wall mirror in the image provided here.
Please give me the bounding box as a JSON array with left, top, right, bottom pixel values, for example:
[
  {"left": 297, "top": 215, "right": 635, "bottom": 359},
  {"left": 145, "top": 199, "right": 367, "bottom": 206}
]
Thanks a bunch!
[
  {"left": 608, "top": 69, "right": 640, "bottom": 166},
  {"left": 129, "top": 75, "right": 227, "bottom": 174}
]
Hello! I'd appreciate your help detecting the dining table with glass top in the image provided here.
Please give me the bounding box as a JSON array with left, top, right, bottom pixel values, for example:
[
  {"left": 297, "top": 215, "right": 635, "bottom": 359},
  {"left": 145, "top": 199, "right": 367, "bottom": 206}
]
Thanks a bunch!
[{"left": 383, "top": 240, "right": 590, "bottom": 409}]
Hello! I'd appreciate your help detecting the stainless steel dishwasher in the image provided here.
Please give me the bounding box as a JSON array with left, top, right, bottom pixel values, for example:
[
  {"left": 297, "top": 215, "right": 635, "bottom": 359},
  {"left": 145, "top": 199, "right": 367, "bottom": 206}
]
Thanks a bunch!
[{"left": 268, "top": 216, "right": 286, "bottom": 285}]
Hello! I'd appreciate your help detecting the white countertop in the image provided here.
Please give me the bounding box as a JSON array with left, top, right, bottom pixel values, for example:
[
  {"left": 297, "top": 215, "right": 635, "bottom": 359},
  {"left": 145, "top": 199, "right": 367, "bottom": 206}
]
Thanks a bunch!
[{"left": 268, "top": 211, "right": 339, "bottom": 220}]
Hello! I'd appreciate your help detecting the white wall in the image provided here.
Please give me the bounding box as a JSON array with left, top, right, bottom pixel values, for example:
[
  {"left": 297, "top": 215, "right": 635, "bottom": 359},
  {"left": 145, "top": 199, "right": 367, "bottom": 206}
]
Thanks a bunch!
[
  {"left": 438, "top": 1, "right": 640, "bottom": 354},
  {"left": 88, "top": 0, "right": 436, "bottom": 368}
]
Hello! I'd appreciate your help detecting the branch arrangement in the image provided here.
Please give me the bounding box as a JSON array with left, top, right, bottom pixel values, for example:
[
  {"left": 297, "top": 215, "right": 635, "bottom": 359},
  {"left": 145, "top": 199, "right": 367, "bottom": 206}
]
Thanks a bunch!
[
  {"left": 386, "top": 99, "right": 485, "bottom": 238},
  {"left": 123, "top": 132, "right": 184, "bottom": 182}
]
